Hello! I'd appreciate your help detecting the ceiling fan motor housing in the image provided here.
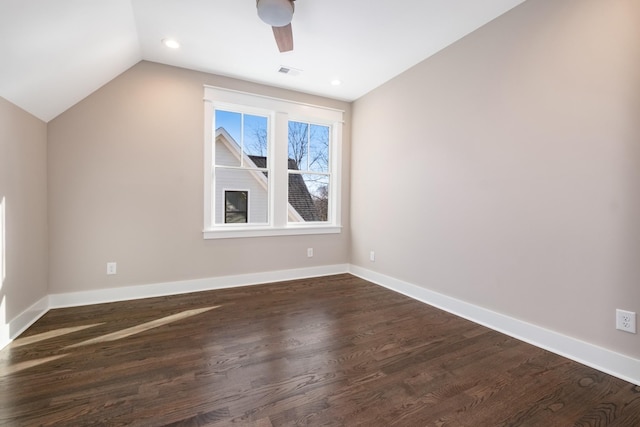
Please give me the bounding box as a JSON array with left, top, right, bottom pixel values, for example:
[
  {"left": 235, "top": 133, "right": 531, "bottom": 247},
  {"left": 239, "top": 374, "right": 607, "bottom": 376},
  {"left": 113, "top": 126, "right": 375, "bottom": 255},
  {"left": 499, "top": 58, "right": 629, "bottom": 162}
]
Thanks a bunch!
[{"left": 257, "top": 0, "right": 294, "bottom": 27}]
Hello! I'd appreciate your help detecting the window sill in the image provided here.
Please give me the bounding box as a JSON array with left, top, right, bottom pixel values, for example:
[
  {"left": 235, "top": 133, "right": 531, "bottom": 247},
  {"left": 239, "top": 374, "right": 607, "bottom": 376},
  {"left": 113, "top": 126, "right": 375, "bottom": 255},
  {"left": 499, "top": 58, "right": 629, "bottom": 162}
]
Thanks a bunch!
[{"left": 203, "top": 225, "right": 342, "bottom": 239}]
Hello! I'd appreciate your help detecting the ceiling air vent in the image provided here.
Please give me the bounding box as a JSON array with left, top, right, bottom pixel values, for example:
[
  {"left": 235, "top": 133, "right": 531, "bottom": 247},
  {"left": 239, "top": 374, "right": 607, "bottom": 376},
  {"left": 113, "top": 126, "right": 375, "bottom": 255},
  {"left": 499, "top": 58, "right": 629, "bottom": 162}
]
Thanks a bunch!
[{"left": 278, "top": 66, "right": 302, "bottom": 76}]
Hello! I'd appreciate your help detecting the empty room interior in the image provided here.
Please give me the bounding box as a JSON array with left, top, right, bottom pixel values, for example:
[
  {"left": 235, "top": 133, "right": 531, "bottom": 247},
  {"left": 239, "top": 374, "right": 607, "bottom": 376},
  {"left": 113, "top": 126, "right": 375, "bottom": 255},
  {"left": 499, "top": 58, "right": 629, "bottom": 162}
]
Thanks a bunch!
[{"left": 1, "top": 0, "right": 639, "bottom": 425}]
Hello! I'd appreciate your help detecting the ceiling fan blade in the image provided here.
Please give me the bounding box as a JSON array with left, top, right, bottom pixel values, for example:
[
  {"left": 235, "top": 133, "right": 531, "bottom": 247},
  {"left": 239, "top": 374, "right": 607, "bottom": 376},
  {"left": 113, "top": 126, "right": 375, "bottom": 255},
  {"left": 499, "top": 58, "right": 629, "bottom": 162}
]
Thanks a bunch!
[{"left": 272, "top": 23, "right": 293, "bottom": 52}]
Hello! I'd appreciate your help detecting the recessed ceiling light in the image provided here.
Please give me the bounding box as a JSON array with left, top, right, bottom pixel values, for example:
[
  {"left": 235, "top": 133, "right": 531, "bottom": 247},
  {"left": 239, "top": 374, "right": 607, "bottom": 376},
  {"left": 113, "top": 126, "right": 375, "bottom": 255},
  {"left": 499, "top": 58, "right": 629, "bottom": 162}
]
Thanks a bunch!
[
  {"left": 162, "top": 38, "right": 180, "bottom": 49},
  {"left": 331, "top": 79, "right": 342, "bottom": 86}
]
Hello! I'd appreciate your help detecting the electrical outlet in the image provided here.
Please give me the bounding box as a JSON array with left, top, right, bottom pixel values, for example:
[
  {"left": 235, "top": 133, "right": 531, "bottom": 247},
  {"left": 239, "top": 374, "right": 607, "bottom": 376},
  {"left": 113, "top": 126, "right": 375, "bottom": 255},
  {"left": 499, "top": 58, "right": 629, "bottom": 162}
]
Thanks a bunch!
[
  {"left": 106, "top": 262, "right": 117, "bottom": 275},
  {"left": 369, "top": 251, "right": 375, "bottom": 262},
  {"left": 307, "top": 248, "right": 313, "bottom": 258},
  {"left": 616, "top": 309, "right": 636, "bottom": 334}
]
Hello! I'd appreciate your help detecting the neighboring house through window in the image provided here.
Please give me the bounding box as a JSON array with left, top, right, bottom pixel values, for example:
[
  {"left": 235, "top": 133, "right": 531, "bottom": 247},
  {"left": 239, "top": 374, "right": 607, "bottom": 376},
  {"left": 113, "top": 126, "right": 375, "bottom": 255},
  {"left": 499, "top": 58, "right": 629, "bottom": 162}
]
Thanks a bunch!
[
  {"left": 213, "top": 119, "right": 269, "bottom": 226},
  {"left": 203, "top": 86, "right": 343, "bottom": 239}
]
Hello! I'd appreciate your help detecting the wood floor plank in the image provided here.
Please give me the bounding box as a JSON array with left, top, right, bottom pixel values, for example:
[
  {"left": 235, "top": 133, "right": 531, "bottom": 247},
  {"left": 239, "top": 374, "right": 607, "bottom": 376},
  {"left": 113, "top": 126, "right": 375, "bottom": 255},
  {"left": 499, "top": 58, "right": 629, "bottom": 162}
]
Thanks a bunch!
[{"left": 0, "top": 274, "right": 638, "bottom": 426}]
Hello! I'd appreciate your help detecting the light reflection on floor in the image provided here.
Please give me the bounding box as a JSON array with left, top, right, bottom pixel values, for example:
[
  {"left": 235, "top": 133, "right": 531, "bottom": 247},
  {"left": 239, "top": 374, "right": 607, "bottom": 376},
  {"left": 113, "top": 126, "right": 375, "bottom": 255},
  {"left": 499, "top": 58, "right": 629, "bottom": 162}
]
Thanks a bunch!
[
  {"left": 65, "top": 306, "right": 220, "bottom": 349},
  {"left": 11, "top": 323, "right": 105, "bottom": 348},
  {"left": 0, "top": 354, "right": 68, "bottom": 376},
  {"left": 0, "top": 305, "right": 220, "bottom": 378}
]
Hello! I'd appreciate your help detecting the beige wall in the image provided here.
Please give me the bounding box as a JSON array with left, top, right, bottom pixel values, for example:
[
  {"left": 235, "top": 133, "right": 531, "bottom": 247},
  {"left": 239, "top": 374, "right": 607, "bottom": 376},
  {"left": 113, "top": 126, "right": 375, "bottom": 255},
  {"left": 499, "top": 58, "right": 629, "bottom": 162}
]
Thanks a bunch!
[
  {"left": 351, "top": 0, "right": 640, "bottom": 358},
  {"left": 0, "top": 96, "right": 48, "bottom": 323},
  {"left": 47, "top": 61, "right": 351, "bottom": 293}
]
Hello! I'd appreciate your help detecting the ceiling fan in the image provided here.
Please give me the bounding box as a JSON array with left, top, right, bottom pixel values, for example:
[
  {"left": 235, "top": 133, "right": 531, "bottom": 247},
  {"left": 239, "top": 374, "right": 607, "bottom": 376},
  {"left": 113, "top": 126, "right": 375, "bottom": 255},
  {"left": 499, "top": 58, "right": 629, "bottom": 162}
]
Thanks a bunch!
[{"left": 256, "top": 0, "right": 295, "bottom": 52}]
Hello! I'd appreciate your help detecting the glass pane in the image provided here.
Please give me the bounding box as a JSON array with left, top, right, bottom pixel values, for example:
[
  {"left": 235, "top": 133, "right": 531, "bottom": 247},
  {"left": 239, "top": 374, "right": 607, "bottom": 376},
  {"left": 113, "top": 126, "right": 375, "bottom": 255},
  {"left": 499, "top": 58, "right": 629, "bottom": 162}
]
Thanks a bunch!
[
  {"left": 309, "top": 124, "right": 329, "bottom": 173},
  {"left": 215, "top": 110, "right": 268, "bottom": 167},
  {"left": 243, "top": 114, "right": 268, "bottom": 165},
  {"left": 225, "top": 211, "right": 246, "bottom": 223},
  {"left": 288, "top": 173, "right": 329, "bottom": 223},
  {"left": 288, "top": 121, "right": 309, "bottom": 170},
  {"left": 215, "top": 168, "right": 269, "bottom": 225},
  {"left": 215, "top": 110, "right": 241, "bottom": 144},
  {"left": 225, "top": 191, "right": 248, "bottom": 223},
  {"left": 215, "top": 130, "right": 241, "bottom": 167},
  {"left": 215, "top": 110, "right": 241, "bottom": 167},
  {"left": 225, "top": 191, "right": 247, "bottom": 212}
]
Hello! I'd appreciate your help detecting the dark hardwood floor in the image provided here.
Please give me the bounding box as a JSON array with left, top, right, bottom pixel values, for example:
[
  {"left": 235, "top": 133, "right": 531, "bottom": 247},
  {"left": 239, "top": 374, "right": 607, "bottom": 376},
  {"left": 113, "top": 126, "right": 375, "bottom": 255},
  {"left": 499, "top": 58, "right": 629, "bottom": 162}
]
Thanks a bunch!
[{"left": 1, "top": 274, "right": 639, "bottom": 426}]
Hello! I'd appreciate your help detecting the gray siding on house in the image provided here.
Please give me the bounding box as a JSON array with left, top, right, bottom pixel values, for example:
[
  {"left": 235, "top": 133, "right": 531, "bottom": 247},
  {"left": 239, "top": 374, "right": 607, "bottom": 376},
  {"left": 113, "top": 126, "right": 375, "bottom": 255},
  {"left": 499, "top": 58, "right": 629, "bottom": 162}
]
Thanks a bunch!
[{"left": 214, "top": 135, "right": 268, "bottom": 224}]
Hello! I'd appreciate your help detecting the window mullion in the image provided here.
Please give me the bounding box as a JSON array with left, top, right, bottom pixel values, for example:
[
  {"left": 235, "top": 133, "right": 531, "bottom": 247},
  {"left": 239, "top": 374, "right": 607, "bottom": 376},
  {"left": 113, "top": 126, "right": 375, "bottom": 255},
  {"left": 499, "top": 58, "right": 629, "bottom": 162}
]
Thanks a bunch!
[
  {"left": 272, "top": 112, "right": 288, "bottom": 228},
  {"left": 240, "top": 114, "right": 244, "bottom": 168}
]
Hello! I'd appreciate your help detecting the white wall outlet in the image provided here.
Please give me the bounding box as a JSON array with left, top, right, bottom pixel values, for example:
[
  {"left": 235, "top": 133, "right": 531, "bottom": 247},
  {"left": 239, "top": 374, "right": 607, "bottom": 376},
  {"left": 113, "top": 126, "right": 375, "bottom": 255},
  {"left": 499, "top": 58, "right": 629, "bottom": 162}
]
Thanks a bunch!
[
  {"left": 307, "top": 248, "right": 313, "bottom": 258},
  {"left": 616, "top": 309, "right": 636, "bottom": 334},
  {"left": 106, "top": 262, "right": 117, "bottom": 275},
  {"left": 370, "top": 251, "right": 375, "bottom": 262}
]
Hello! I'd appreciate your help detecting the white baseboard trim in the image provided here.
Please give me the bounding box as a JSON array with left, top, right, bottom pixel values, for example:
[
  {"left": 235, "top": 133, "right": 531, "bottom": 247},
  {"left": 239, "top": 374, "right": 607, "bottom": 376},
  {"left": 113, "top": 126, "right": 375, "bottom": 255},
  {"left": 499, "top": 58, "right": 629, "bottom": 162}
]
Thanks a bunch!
[
  {"left": 49, "top": 264, "right": 350, "bottom": 309},
  {"left": 349, "top": 265, "right": 640, "bottom": 386},
  {"left": 0, "top": 295, "right": 49, "bottom": 351},
  {"left": 4, "top": 264, "right": 639, "bottom": 387}
]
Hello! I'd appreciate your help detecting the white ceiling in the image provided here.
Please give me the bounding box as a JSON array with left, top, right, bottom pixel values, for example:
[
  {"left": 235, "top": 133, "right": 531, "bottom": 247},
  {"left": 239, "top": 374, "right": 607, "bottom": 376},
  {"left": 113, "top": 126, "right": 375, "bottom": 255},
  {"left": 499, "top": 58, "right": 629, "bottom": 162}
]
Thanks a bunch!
[{"left": 0, "top": 0, "right": 526, "bottom": 122}]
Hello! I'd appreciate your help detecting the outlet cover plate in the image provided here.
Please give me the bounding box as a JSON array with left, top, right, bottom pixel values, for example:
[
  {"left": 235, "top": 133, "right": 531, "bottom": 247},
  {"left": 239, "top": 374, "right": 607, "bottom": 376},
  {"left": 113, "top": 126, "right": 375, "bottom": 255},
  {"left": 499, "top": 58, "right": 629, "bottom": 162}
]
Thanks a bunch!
[
  {"left": 106, "top": 262, "right": 117, "bottom": 275},
  {"left": 616, "top": 309, "right": 636, "bottom": 334}
]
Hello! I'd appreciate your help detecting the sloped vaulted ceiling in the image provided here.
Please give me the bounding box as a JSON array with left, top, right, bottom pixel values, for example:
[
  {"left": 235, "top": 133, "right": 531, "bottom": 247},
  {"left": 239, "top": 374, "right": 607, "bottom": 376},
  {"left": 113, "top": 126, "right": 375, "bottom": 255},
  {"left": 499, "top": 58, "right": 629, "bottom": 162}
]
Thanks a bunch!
[
  {"left": 0, "top": 0, "right": 140, "bottom": 122},
  {"left": 0, "top": 0, "right": 526, "bottom": 122}
]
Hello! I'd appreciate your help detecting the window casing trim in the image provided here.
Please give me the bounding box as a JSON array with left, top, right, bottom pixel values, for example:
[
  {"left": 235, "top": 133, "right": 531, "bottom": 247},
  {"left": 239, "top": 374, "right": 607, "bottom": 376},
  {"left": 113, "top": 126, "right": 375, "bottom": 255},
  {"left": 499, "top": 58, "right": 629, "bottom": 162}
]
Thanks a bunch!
[{"left": 203, "top": 86, "right": 343, "bottom": 239}]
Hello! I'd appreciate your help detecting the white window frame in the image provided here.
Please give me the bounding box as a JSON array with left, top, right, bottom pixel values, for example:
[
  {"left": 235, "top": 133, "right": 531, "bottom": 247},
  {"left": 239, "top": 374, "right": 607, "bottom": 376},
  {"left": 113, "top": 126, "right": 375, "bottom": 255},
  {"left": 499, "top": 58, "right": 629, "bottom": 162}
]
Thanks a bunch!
[{"left": 204, "top": 86, "right": 343, "bottom": 239}]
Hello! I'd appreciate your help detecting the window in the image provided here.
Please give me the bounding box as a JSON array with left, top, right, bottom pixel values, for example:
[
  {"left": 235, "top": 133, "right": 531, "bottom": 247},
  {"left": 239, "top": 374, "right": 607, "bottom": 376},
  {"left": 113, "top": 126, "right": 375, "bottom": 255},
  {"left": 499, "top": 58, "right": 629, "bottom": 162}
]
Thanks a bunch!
[
  {"left": 225, "top": 190, "right": 248, "bottom": 223},
  {"left": 214, "top": 110, "right": 268, "bottom": 225},
  {"left": 287, "top": 121, "right": 331, "bottom": 223},
  {"left": 204, "top": 86, "right": 343, "bottom": 239}
]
